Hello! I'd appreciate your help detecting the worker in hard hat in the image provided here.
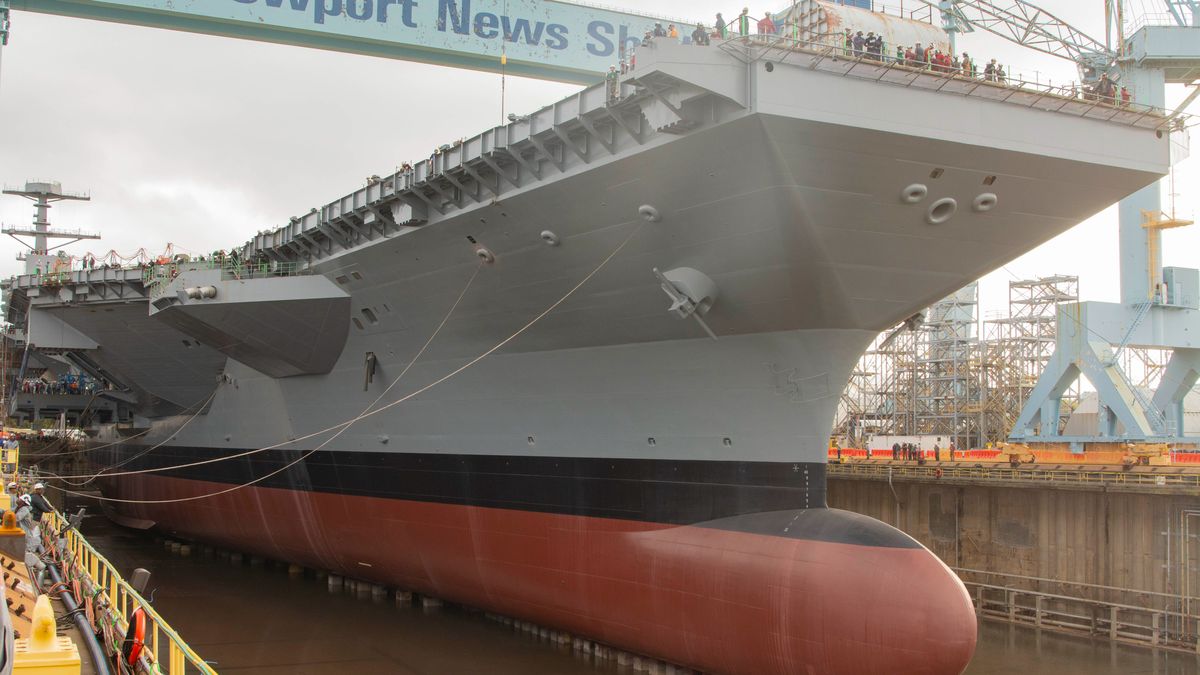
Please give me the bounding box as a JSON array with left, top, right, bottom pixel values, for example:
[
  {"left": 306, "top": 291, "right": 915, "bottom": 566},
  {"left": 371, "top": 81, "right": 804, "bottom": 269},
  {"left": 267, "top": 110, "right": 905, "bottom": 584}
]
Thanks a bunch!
[
  {"left": 29, "top": 482, "right": 55, "bottom": 524},
  {"left": 5, "top": 482, "right": 18, "bottom": 512},
  {"left": 15, "top": 494, "right": 46, "bottom": 588}
]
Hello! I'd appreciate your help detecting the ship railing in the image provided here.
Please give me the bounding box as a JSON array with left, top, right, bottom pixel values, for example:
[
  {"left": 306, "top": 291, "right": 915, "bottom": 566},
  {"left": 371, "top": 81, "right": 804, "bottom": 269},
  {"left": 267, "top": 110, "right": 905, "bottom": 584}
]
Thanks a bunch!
[
  {"left": 45, "top": 510, "right": 215, "bottom": 674},
  {"left": 144, "top": 259, "right": 309, "bottom": 298},
  {"left": 827, "top": 461, "right": 1200, "bottom": 489},
  {"left": 16, "top": 263, "right": 153, "bottom": 291},
  {"left": 1125, "top": 12, "right": 1195, "bottom": 34},
  {"left": 704, "top": 30, "right": 1182, "bottom": 128},
  {"left": 956, "top": 576, "right": 1200, "bottom": 652}
]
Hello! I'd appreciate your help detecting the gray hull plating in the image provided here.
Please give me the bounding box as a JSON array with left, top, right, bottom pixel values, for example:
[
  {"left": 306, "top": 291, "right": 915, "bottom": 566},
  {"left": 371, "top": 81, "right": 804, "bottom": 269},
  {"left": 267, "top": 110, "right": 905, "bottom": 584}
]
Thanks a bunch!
[{"left": 13, "top": 41, "right": 1168, "bottom": 467}]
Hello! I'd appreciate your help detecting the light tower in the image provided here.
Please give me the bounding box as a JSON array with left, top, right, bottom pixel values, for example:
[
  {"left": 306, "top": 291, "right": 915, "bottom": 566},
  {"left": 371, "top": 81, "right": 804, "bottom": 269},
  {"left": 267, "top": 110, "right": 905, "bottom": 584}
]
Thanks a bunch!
[{"left": 2, "top": 181, "right": 100, "bottom": 275}]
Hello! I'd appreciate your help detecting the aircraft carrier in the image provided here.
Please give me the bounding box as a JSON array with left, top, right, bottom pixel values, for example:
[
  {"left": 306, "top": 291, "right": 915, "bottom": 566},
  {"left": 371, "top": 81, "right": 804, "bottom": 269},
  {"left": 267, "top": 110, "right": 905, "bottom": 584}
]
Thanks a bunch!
[{"left": 2, "top": 34, "right": 1171, "bottom": 675}]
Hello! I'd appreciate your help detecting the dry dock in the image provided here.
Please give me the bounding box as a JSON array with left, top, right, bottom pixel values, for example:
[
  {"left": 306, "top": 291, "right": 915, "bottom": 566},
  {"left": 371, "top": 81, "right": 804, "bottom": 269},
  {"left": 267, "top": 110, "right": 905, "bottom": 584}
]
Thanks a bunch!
[{"left": 829, "top": 460, "right": 1200, "bottom": 652}]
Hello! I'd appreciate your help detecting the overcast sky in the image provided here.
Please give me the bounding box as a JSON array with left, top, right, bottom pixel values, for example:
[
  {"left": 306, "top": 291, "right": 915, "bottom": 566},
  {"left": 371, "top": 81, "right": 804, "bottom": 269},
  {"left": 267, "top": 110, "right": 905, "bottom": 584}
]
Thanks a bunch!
[{"left": 0, "top": 0, "right": 1195, "bottom": 324}]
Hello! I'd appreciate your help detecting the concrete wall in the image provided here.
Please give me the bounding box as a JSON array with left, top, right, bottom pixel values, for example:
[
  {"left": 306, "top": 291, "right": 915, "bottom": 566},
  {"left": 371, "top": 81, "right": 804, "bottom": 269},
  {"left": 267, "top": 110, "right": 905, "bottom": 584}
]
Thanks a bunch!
[{"left": 828, "top": 478, "right": 1200, "bottom": 605}]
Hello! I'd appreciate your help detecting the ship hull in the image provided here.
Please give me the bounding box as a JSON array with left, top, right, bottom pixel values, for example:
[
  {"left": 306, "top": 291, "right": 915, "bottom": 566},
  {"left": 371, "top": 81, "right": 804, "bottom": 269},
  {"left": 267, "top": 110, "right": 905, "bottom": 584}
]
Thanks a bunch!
[
  {"left": 17, "top": 41, "right": 1172, "bottom": 675},
  {"left": 102, "top": 465, "right": 976, "bottom": 675}
]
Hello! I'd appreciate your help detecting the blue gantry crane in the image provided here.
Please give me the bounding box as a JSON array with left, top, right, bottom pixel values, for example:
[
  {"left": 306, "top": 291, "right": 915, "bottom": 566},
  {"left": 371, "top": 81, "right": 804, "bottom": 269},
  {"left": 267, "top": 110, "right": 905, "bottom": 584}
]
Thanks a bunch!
[{"left": 975, "top": 1, "right": 1200, "bottom": 444}]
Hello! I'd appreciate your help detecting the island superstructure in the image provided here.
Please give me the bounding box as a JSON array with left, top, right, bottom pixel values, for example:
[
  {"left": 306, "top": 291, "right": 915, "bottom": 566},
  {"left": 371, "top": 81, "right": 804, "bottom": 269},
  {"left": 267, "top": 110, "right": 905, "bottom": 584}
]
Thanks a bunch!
[{"left": 3, "top": 35, "right": 1172, "bottom": 675}]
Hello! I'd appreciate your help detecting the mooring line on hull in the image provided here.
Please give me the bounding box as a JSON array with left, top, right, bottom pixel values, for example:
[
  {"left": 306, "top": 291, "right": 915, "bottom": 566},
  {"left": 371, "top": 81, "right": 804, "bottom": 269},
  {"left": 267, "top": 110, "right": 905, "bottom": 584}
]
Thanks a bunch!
[
  {"left": 47, "top": 220, "right": 642, "bottom": 503},
  {"left": 25, "top": 387, "right": 221, "bottom": 460},
  {"left": 55, "top": 387, "right": 221, "bottom": 487},
  {"left": 45, "top": 258, "right": 481, "bottom": 488}
]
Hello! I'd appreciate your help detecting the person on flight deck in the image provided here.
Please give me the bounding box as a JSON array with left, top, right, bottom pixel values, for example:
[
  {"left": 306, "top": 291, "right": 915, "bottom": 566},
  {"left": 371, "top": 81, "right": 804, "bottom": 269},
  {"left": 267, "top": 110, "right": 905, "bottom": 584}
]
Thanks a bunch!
[
  {"left": 757, "top": 12, "right": 775, "bottom": 35},
  {"left": 653, "top": 23, "right": 666, "bottom": 38},
  {"left": 29, "top": 483, "right": 54, "bottom": 523},
  {"left": 844, "top": 29, "right": 853, "bottom": 56},
  {"left": 1096, "top": 73, "right": 1116, "bottom": 103},
  {"left": 692, "top": 24, "right": 709, "bottom": 46},
  {"left": 6, "top": 482, "right": 18, "bottom": 512},
  {"left": 912, "top": 42, "right": 924, "bottom": 66},
  {"left": 934, "top": 443, "right": 941, "bottom": 462},
  {"left": 852, "top": 31, "right": 865, "bottom": 57},
  {"left": 738, "top": 8, "right": 750, "bottom": 37},
  {"left": 715, "top": 13, "right": 727, "bottom": 38},
  {"left": 892, "top": 442, "right": 901, "bottom": 460},
  {"left": 984, "top": 59, "right": 997, "bottom": 81},
  {"left": 668, "top": 24, "right": 678, "bottom": 39}
]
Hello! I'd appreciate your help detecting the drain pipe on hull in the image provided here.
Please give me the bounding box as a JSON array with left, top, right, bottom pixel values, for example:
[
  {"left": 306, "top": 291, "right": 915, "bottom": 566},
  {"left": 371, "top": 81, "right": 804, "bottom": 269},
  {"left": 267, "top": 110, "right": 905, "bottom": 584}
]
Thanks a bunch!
[{"left": 888, "top": 466, "right": 904, "bottom": 526}]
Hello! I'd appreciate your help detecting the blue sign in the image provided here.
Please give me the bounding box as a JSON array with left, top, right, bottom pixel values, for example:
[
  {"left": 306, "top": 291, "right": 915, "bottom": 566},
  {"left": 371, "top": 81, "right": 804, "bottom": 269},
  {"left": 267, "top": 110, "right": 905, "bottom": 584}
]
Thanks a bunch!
[{"left": 13, "top": 0, "right": 697, "bottom": 84}]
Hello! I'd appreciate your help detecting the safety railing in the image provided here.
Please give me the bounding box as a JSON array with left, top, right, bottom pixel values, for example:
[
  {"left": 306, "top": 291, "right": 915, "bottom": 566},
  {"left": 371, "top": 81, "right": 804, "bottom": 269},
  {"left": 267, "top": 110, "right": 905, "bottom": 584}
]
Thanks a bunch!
[
  {"left": 827, "top": 461, "right": 1200, "bottom": 488},
  {"left": 1126, "top": 12, "right": 1196, "bottom": 33},
  {"left": 701, "top": 31, "right": 1182, "bottom": 128},
  {"left": 46, "top": 511, "right": 214, "bottom": 674},
  {"left": 144, "top": 259, "right": 309, "bottom": 298},
  {"left": 960, "top": 578, "right": 1200, "bottom": 652}
]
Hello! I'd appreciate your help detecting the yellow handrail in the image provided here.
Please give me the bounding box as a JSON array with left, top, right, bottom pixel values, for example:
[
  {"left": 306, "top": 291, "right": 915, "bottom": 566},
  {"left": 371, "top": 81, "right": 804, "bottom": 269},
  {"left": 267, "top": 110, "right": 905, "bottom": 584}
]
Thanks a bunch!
[{"left": 46, "top": 511, "right": 215, "bottom": 674}]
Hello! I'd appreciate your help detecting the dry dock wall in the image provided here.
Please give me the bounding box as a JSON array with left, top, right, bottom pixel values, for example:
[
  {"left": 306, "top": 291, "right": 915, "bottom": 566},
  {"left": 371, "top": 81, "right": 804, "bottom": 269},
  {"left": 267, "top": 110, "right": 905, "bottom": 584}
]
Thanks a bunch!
[{"left": 827, "top": 475, "right": 1200, "bottom": 603}]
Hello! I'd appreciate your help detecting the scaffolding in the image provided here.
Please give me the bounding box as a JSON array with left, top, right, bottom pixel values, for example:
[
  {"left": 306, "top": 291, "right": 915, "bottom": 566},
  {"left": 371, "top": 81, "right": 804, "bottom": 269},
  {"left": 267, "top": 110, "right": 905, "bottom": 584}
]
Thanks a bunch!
[{"left": 837, "top": 276, "right": 1082, "bottom": 449}]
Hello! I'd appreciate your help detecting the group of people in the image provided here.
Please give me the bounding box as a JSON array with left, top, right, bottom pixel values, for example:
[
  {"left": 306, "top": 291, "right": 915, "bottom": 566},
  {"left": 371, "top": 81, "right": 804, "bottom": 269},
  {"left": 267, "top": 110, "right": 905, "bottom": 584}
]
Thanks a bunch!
[
  {"left": 1087, "top": 72, "right": 1131, "bottom": 106},
  {"left": 844, "top": 30, "right": 1010, "bottom": 82},
  {"left": 20, "top": 374, "right": 100, "bottom": 396},
  {"left": 6, "top": 480, "right": 55, "bottom": 585},
  {"left": 891, "top": 441, "right": 956, "bottom": 462}
]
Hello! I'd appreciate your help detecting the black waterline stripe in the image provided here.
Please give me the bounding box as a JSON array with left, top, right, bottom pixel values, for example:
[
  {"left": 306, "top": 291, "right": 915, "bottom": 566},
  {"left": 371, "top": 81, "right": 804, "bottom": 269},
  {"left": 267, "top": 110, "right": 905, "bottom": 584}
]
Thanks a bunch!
[{"left": 92, "top": 447, "right": 918, "bottom": 548}]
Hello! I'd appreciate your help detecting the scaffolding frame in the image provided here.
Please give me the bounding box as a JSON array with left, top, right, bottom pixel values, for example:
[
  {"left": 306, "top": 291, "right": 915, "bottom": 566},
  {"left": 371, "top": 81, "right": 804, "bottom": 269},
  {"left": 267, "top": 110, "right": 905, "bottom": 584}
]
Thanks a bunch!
[{"left": 837, "top": 276, "right": 1087, "bottom": 449}]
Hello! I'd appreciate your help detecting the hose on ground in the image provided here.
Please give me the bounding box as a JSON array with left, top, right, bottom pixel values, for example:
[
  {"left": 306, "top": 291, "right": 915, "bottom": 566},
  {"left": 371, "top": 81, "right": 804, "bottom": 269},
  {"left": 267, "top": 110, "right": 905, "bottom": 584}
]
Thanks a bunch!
[{"left": 45, "top": 562, "right": 113, "bottom": 675}]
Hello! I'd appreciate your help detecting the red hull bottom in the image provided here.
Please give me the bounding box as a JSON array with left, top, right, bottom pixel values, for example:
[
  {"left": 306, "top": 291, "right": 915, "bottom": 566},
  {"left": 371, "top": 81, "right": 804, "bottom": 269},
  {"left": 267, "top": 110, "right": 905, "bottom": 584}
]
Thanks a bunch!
[{"left": 107, "top": 475, "right": 976, "bottom": 674}]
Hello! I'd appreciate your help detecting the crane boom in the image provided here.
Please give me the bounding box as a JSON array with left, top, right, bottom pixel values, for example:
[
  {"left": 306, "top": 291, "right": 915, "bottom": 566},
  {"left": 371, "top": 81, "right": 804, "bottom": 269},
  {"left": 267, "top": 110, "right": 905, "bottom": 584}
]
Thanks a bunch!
[{"left": 919, "top": 0, "right": 1115, "bottom": 74}]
